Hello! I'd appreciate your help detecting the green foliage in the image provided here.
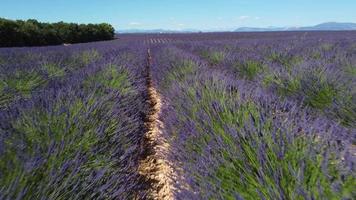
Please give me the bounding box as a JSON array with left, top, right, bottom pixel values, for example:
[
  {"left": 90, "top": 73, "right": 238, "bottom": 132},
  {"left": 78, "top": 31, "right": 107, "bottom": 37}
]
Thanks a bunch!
[
  {"left": 265, "top": 69, "right": 355, "bottom": 127},
  {"left": 0, "top": 78, "right": 14, "bottom": 108},
  {"left": 163, "top": 59, "right": 197, "bottom": 89},
  {"left": 168, "top": 68, "right": 352, "bottom": 199},
  {"left": 235, "top": 60, "right": 264, "bottom": 80},
  {"left": 300, "top": 70, "right": 338, "bottom": 109},
  {"left": 0, "top": 79, "right": 12, "bottom": 107},
  {"left": 78, "top": 50, "right": 101, "bottom": 66},
  {"left": 345, "top": 64, "right": 356, "bottom": 76},
  {"left": 0, "top": 18, "right": 115, "bottom": 47},
  {"left": 270, "top": 53, "right": 301, "bottom": 70},
  {"left": 183, "top": 78, "right": 242, "bottom": 154},
  {"left": 216, "top": 133, "right": 354, "bottom": 200},
  {"left": 4, "top": 70, "right": 46, "bottom": 97},
  {"left": 68, "top": 49, "right": 101, "bottom": 70},
  {"left": 0, "top": 70, "right": 46, "bottom": 108},
  {"left": 265, "top": 70, "right": 337, "bottom": 109},
  {"left": 84, "top": 64, "right": 132, "bottom": 95},
  {"left": 100, "top": 66, "right": 130, "bottom": 90},
  {"left": 335, "top": 94, "right": 356, "bottom": 127},
  {"left": 311, "top": 51, "right": 322, "bottom": 59},
  {"left": 42, "top": 63, "right": 65, "bottom": 78},
  {"left": 0, "top": 79, "right": 5, "bottom": 92},
  {"left": 321, "top": 43, "right": 334, "bottom": 51},
  {"left": 269, "top": 52, "right": 303, "bottom": 70},
  {"left": 0, "top": 56, "right": 5, "bottom": 66},
  {"left": 201, "top": 50, "right": 226, "bottom": 65},
  {"left": 264, "top": 74, "right": 302, "bottom": 97},
  {"left": 0, "top": 94, "right": 120, "bottom": 199},
  {"left": 267, "top": 65, "right": 338, "bottom": 108},
  {"left": 304, "top": 82, "right": 337, "bottom": 109}
]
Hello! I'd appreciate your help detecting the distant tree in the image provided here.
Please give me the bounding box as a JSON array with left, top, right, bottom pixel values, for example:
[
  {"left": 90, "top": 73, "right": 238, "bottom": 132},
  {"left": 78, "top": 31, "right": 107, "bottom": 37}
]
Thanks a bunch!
[
  {"left": 98, "top": 23, "right": 115, "bottom": 40},
  {"left": 0, "top": 18, "right": 21, "bottom": 46},
  {"left": 0, "top": 18, "right": 116, "bottom": 47}
]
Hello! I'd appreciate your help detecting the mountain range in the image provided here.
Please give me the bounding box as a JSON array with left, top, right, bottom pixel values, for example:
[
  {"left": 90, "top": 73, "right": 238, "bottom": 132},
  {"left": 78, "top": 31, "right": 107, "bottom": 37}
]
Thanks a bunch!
[
  {"left": 117, "top": 22, "right": 356, "bottom": 33},
  {"left": 234, "top": 22, "right": 356, "bottom": 32}
]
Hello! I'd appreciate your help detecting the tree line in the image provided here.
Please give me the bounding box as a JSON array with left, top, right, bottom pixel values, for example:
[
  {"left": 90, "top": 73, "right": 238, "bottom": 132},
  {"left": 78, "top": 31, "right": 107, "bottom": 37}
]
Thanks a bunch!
[{"left": 0, "top": 18, "right": 115, "bottom": 47}]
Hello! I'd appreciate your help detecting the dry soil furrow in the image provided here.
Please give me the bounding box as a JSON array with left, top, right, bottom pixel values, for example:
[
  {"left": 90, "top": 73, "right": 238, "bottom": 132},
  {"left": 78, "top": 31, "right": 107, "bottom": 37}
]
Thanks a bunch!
[{"left": 137, "top": 49, "right": 176, "bottom": 200}]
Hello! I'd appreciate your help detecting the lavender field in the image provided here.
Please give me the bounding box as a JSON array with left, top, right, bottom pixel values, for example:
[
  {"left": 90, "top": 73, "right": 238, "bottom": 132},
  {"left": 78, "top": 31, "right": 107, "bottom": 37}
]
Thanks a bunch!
[{"left": 0, "top": 31, "right": 355, "bottom": 199}]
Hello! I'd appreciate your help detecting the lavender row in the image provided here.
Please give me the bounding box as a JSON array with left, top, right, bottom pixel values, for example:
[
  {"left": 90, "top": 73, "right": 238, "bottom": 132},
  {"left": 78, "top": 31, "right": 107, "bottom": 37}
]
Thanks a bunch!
[
  {"left": 173, "top": 34, "right": 356, "bottom": 128},
  {"left": 0, "top": 40, "right": 149, "bottom": 199},
  {"left": 151, "top": 44, "right": 355, "bottom": 199}
]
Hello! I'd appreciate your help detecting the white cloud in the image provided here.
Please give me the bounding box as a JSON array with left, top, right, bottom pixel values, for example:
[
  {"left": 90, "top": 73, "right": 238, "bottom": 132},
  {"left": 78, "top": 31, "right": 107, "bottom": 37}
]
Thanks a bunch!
[
  {"left": 239, "top": 16, "right": 250, "bottom": 20},
  {"left": 129, "top": 22, "right": 141, "bottom": 26},
  {"left": 177, "top": 23, "right": 185, "bottom": 26},
  {"left": 237, "top": 16, "right": 261, "bottom": 21}
]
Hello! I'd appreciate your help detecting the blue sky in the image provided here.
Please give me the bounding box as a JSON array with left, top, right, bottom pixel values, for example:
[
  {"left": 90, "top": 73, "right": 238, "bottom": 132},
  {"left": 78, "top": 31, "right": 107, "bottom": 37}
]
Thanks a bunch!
[{"left": 1, "top": 0, "right": 355, "bottom": 30}]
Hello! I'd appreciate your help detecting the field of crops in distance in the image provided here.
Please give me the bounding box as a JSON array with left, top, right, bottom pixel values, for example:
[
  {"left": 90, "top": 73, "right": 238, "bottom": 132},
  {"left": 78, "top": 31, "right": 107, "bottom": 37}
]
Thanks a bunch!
[{"left": 0, "top": 31, "right": 355, "bottom": 200}]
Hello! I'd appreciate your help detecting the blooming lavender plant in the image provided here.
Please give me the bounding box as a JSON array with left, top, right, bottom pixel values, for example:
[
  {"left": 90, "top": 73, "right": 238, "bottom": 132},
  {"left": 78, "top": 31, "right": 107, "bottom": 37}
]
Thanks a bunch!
[
  {"left": 151, "top": 41, "right": 355, "bottom": 199},
  {"left": 0, "top": 39, "right": 149, "bottom": 199}
]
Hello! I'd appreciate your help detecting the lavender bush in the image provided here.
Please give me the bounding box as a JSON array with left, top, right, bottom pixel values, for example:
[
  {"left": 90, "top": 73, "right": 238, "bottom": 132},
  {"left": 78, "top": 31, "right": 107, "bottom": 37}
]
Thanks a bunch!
[
  {"left": 151, "top": 37, "right": 355, "bottom": 199},
  {"left": 0, "top": 40, "right": 149, "bottom": 199}
]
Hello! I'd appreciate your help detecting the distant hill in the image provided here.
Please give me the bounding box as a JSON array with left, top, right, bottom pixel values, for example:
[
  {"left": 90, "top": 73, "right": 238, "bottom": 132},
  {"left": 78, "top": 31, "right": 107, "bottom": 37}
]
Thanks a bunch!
[
  {"left": 116, "top": 22, "right": 356, "bottom": 33},
  {"left": 235, "top": 22, "right": 356, "bottom": 32},
  {"left": 304, "top": 22, "right": 356, "bottom": 30}
]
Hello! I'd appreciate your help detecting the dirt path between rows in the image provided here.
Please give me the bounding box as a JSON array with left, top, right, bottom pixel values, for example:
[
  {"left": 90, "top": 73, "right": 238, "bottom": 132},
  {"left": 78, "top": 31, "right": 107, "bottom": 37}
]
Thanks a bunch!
[{"left": 137, "top": 49, "right": 176, "bottom": 200}]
